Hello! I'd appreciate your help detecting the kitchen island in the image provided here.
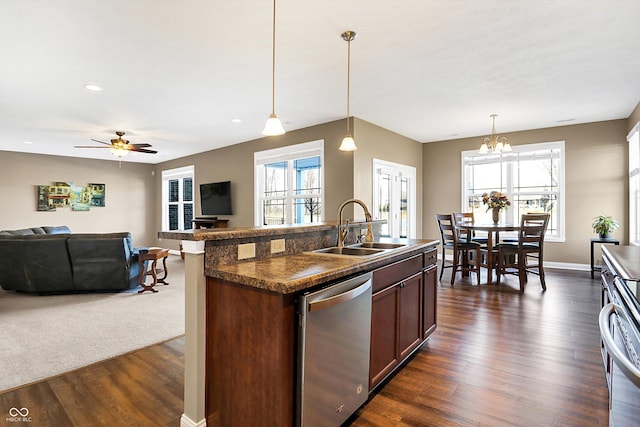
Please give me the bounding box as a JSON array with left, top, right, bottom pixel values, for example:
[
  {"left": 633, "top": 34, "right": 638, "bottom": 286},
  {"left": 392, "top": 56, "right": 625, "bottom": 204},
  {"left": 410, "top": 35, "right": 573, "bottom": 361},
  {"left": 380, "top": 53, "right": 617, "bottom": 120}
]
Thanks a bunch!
[{"left": 159, "top": 223, "right": 438, "bottom": 427}]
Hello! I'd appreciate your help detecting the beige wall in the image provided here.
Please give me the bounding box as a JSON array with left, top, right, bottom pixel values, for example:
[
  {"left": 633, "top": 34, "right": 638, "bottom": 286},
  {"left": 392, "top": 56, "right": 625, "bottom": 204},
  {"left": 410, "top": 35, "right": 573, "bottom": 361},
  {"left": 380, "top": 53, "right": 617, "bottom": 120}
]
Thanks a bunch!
[
  {"left": 353, "top": 118, "right": 424, "bottom": 237},
  {"left": 154, "top": 120, "right": 355, "bottom": 250},
  {"left": 0, "top": 151, "right": 156, "bottom": 246},
  {"left": 153, "top": 118, "right": 425, "bottom": 249},
  {"left": 422, "top": 119, "right": 628, "bottom": 265}
]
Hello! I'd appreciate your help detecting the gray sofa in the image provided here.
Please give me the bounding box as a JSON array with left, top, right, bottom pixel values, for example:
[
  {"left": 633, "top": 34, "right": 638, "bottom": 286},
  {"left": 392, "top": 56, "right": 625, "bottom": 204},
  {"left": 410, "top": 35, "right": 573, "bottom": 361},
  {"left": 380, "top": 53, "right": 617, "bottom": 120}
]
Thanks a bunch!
[{"left": 0, "top": 226, "right": 145, "bottom": 293}]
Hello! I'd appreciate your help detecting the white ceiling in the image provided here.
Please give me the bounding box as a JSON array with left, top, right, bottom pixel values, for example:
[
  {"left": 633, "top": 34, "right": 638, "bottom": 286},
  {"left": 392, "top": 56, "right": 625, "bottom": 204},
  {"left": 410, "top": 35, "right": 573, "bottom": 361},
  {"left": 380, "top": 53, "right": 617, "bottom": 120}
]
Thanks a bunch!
[{"left": 1, "top": 0, "right": 640, "bottom": 165}]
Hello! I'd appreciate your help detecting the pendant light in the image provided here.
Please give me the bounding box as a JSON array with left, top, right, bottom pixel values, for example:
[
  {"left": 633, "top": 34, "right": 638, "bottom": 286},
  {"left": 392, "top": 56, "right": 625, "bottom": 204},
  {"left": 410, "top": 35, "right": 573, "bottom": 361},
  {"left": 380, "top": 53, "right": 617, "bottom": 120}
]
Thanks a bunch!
[
  {"left": 339, "top": 30, "right": 357, "bottom": 151},
  {"left": 262, "top": 0, "right": 285, "bottom": 136}
]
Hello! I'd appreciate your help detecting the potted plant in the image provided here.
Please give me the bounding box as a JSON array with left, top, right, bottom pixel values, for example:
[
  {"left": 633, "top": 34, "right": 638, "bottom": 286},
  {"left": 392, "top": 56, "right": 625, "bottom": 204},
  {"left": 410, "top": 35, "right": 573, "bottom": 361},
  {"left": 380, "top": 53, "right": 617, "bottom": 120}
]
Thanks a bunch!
[{"left": 592, "top": 214, "right": 619, "bottom": 239}]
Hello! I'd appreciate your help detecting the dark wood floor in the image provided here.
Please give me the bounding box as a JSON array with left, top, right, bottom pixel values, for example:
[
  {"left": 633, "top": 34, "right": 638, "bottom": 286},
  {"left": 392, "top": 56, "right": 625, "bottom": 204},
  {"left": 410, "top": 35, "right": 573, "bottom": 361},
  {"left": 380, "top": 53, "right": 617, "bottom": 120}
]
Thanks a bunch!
[{"left": 0, "top": 268, "right": 609, "bottom": 427}]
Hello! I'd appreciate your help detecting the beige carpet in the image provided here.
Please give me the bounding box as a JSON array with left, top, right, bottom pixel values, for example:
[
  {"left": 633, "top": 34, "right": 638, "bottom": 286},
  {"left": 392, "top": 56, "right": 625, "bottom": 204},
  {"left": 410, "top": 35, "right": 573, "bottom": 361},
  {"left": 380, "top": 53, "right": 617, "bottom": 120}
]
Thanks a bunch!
[{"left": 0, "top": 254, "right": 185, "bottom": 392}]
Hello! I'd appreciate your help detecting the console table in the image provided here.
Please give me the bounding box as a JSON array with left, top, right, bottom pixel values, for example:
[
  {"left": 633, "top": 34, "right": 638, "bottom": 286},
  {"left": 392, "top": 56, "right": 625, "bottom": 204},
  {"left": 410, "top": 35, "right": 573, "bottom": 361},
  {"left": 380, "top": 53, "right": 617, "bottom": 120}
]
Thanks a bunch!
[
  {"left": 591, "top": 237, "right": 620, "bottom": 278},
  {"left": 192, "top": 218, "right": 229, "bottom": 229}
]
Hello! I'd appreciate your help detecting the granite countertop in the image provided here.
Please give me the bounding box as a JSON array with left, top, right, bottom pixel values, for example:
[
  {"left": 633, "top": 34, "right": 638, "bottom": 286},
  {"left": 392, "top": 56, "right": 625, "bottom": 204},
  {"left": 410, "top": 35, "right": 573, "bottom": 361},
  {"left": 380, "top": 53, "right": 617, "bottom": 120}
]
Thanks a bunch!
[
  {"left": 208, "top": 239, "right": 439, "bottom": 294},
  {"left": 158, "top": 221, "right": 381, "bottom": 241}
]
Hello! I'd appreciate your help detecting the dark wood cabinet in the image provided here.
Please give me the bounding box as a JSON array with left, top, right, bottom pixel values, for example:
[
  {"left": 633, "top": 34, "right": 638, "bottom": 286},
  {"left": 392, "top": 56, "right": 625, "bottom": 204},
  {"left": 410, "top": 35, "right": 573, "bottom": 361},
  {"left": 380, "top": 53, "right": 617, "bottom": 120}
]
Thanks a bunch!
[
  {"left": 369, "top": 248, "right": 438, "bottom": 390},
  {"left": 370, "top": 283, "right": 400, "bottom": 387},
  {"left": 398, "top": 272, "right": 424, "bottom": 360},
  {"left": 423, "top": 263, "right": 437, "bottom": 338},
  {"left": 369, "top": 254, "right": 424, "bottom": 390}
]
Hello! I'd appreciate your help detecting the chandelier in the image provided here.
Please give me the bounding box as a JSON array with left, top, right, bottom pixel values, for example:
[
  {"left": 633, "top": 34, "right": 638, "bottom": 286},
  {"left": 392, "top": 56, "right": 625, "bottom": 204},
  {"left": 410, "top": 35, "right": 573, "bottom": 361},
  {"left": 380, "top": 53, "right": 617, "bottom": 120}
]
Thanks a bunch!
[{"left": 479, "top": 114, "right": 511, "bottom": 154}]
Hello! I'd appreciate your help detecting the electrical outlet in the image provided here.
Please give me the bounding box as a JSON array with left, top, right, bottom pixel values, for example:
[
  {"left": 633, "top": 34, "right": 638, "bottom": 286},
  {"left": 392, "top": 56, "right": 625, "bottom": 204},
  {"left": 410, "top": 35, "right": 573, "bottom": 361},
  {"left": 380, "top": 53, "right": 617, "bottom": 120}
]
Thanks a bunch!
[
  {"left": 237, "top": 243, "right": 256, "bottom": 260},
  {"left": 271, "top": 238, "right": 285, "bottom": 254}
]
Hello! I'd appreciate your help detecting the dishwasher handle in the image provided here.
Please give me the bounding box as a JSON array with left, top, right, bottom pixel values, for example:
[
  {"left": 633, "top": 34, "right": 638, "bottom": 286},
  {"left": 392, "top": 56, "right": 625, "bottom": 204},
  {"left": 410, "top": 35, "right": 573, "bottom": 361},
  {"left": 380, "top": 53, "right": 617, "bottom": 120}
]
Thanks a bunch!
[
  {"left": 599, "top": 302, "right": 640, "bottom": 387},
  {"left": 308, "top": 278, "right": 371, "bottom": 313}
]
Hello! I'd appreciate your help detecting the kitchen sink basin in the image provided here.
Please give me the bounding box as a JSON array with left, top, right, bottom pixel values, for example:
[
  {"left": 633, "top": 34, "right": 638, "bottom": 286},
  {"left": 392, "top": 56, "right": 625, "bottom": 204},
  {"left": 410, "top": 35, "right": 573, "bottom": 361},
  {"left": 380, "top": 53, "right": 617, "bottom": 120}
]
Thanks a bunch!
[
  {"left": 311, "top": 246, "right": 386, "bottom": 257},
  {"left": 352, "top": 242, "right": 407, "bottom": 250}
]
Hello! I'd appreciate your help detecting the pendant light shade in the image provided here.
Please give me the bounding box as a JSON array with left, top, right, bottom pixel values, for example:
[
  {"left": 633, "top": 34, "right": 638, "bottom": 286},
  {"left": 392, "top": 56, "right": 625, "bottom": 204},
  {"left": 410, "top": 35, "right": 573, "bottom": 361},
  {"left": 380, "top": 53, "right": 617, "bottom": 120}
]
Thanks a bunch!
[
  {"left": 339, "top": 30, "right": 357, "bottom": 151},
  {"left": 262, "top": 0, "right": 285, "bottom": 136},
  {"left": 263, "top": 113, "right": 285, "bottom": 136},
  {"left": 339, "top": 134, "right": 357, "bottom": 151}
]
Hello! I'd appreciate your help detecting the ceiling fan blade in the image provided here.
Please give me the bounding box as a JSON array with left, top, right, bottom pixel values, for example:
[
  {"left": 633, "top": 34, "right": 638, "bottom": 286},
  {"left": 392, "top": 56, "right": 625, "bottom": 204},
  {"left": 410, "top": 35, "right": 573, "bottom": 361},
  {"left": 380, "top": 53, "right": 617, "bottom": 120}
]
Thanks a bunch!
[
  {"left": 74, "top": 145, "right": 112, "bottom": 149},
  {"left": 131, "top": 143, "right": 152, "bottom": 148},
  {"left": 90, "top": 139, "right": 112, "bottom": 146},
  {"left": 131, "top": 147, "right": 158, "bottom": 154}
]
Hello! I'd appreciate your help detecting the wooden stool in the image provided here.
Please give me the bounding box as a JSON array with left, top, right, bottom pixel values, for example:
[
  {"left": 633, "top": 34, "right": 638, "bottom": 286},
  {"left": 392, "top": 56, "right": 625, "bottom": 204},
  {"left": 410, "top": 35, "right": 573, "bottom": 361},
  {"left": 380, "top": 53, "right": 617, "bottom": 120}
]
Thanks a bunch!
[{"left": 138, "top": 248, "right": 169, "bottom": 293}]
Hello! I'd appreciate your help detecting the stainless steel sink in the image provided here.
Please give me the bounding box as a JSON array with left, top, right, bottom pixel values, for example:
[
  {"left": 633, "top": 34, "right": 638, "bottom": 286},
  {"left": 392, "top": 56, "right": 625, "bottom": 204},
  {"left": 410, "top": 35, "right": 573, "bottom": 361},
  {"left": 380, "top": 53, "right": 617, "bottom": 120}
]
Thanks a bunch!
[
  {"left": 352, "top": 242, "right": 406, "bottom": 250},
  {"left": 311, "top": 246, "right": 386, "bottom": 257}
]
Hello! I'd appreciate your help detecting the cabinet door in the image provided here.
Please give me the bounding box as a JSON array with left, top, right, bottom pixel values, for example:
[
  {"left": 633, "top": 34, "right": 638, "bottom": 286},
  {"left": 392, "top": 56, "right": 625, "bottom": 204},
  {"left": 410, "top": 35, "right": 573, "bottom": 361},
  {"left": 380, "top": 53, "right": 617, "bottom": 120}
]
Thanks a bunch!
[
  {"left": 423, "top": 264, "right": 437, "bottom": 338},
  {"left": 398, "top": 272, "right": 423, "bottom": 360},
  {"left": 370, "top": 284, "right": 399, "bottom": 389}
]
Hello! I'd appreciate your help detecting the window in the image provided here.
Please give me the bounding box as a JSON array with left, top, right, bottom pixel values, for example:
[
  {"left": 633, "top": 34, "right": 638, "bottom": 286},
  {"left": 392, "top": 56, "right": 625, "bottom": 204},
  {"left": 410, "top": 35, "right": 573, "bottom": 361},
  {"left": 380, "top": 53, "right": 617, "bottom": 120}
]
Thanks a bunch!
[
  {"left": 372, "top": 159, "right": 416, "bottom": 238},
  {"left": 629, "top": 123, "right": 640, "bottom": 246},
  {"left": 254, "top": 140, "right": 324, "bottom": 226},
  {"left": 461, "top": 141, "right": 565, "bottom": 240},
  {"left": 162, "top": 165, "right": 194, "bottom": 231}
]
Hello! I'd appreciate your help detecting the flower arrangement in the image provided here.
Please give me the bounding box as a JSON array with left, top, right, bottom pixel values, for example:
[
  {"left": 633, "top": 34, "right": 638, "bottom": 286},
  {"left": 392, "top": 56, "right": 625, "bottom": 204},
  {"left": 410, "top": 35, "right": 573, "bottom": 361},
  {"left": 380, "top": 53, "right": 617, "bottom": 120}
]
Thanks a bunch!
[{"left": 482, "top": 191, "right": 511, "bottom": 211}]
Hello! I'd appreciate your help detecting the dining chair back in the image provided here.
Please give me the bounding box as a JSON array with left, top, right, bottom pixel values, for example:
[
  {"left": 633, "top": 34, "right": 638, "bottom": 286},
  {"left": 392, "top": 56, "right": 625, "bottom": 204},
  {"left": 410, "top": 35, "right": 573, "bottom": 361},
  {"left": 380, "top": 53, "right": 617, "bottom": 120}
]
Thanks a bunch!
[
  {"left": 453, "top": 212, "right": 488, "bottom": 244},
  {"left": 496, "top": 213, "right": 550, "bottom": 290},
  {"left": 436, "top": 213, "right": 481, "bottom": 285}
]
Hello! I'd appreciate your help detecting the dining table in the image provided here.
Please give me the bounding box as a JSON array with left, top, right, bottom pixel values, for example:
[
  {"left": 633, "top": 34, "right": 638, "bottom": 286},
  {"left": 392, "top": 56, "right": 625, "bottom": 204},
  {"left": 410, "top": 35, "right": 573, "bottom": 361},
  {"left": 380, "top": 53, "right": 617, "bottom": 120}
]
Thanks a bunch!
[{"left": 456, "top": 222, "right": 520, "bottom": 284}]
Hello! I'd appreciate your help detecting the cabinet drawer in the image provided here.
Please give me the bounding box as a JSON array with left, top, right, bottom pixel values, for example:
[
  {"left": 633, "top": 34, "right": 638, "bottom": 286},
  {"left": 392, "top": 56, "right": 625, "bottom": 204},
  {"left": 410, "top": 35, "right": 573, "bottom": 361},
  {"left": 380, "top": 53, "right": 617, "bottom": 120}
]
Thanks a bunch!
[
  {"left": 423, "top": 248, "right": 437, "bottom": 267},
  {"left": 373, "top": 254, "right": 422, "bottom": 293}
]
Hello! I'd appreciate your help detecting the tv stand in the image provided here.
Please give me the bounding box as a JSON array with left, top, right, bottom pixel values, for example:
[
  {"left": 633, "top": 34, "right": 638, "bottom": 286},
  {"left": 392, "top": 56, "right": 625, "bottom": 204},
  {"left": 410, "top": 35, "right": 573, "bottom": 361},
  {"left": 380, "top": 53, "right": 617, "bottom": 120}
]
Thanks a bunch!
[{"left": 193, "top": 217, "right": 229, "bottom": 229}]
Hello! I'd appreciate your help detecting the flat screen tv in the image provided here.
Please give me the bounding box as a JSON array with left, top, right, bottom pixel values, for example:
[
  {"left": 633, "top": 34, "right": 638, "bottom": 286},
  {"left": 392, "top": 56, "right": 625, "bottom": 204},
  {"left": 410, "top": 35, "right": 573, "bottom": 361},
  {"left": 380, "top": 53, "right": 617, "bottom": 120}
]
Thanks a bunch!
[{"left": 200, "top": 181, "right": 232, "bottom": 216}]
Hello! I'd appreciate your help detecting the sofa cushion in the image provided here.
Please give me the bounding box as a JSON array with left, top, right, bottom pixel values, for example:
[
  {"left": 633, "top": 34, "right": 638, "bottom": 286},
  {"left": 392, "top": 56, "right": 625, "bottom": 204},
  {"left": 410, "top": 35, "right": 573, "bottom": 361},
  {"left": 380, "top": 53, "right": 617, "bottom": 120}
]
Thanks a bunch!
[
  {"left": 2, "top": 228, "right": 36, "bottom": 236},
  {"left": 30, "top": 227, "right": 47, "bottom": 234},
  {"left": 43, "top": 225, "right": 71, "bottom": 234},
  {"left": 66, "top": 233, "right": 137, "bottom": 291},
  {"left": 0, "top": 234, "right": 74, "bottom": 293}
]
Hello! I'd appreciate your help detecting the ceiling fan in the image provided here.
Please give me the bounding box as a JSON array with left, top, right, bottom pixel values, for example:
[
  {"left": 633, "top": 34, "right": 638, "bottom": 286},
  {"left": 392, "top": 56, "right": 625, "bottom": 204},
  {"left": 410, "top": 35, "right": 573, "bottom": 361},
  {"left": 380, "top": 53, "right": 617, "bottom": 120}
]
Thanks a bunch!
[{"left": 75, "top": 131, "right": 158, "bottom": 158}]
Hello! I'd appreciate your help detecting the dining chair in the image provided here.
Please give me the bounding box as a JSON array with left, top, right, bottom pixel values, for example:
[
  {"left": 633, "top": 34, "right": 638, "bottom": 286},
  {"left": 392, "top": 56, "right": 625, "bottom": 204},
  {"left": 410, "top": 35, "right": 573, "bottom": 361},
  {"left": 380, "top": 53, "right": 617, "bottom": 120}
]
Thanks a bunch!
[
  {"left": 436, "top": 213, "right": 481, "bottom": 285},
  {"left": 453, "top": 212, "right": 488, "bottom": 244},
  {"left": 495, "top": 213, "right": 550, "bottom": 291}
]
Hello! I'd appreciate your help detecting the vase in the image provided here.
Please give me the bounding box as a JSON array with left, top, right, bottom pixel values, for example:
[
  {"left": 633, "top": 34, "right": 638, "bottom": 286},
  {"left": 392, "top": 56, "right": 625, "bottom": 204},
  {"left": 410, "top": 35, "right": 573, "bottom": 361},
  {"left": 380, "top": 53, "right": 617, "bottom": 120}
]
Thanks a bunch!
[{"left": 492, "top": 207, "right": 501, "bottom": 224}]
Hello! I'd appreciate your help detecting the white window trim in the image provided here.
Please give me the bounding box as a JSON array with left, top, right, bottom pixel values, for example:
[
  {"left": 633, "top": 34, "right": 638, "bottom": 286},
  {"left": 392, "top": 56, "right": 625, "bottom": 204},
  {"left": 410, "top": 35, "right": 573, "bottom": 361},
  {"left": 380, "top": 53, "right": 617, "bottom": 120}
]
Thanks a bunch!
[
  {"left": 372, "top": 158, "right": 417, "bottom": 239},
  {"left": 628, "top": 122, "right": 640, "bottom": 246},
  {"left": 461, "top": 141, "right": 565, "bottom": 242},
  {"left": 254, "top": 140, "right": 324, "bottom": 226},
  {"left": 162, "top": 165, "right": 194, "bottom": 231}
]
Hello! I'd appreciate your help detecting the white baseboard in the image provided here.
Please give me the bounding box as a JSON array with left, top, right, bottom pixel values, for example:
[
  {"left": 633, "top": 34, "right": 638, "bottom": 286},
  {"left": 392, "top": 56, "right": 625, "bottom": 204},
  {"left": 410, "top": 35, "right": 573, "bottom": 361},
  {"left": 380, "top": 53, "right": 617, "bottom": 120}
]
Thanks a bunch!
[{"left": 180, "top": 414, "right": 207, "bottom": 427}]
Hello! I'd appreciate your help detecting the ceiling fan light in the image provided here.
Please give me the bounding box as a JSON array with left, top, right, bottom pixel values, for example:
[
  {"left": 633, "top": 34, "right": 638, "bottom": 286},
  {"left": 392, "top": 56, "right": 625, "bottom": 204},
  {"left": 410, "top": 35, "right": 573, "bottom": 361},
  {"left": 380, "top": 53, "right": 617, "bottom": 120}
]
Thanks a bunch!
[
  {"left": 262, "top": 114, "right": 285, "bottom": 136},
  {"left": 110, "top": 147, "right": 130, "bottom": 158},
  {"left": 339, "top": 134, "right": 357, "bottom": 151}
]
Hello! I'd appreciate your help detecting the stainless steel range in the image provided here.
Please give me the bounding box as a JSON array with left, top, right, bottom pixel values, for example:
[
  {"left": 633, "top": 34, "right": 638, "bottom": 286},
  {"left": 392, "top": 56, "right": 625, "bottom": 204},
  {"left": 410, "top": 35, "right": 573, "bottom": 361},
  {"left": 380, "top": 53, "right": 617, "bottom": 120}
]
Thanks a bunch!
[{"left": 599, "top": 246, "right": 640, "bottom": 427}]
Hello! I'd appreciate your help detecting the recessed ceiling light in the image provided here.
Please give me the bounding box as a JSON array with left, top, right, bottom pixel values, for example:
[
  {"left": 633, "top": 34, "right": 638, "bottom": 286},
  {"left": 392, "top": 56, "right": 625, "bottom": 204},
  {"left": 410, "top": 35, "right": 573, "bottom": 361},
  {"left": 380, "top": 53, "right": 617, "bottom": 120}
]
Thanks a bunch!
[
  {"left": 84, "top": 84, "right": 103, "bottom": 91},
  {"left": 556, "top": 118, "right": 575, "bottom": 123},
  {"left": 231, "top": 118, "right": 242, "bottom": 123},
  {"left": 23, "top": 141, "right": 33, "bottom": 144}
]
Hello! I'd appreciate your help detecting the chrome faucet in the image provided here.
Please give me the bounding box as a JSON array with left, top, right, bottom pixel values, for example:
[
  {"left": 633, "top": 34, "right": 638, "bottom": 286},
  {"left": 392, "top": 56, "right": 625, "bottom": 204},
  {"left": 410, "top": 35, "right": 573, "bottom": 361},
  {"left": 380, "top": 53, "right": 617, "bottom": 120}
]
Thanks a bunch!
[{"left": 337, "top": 198, "right": 374, "bottom": 248}]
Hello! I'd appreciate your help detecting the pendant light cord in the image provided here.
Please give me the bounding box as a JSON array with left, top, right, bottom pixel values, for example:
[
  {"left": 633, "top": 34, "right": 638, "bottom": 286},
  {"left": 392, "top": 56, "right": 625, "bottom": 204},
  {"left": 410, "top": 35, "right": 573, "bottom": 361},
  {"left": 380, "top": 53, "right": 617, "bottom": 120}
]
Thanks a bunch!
[
  {"left": 271, "top": 0, "right": 277, "bottom": 115},
  {"left": 346, "top": 36, "right": 351, "bottom": 135}
]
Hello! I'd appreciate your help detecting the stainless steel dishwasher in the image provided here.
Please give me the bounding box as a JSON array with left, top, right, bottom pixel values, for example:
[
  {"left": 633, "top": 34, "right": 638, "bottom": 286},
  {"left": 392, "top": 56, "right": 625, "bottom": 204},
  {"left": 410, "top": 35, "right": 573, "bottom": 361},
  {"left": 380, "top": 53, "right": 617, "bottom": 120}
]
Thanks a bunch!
[{"left": 297, "top": 272, "right": 373, "bottom": 426}]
